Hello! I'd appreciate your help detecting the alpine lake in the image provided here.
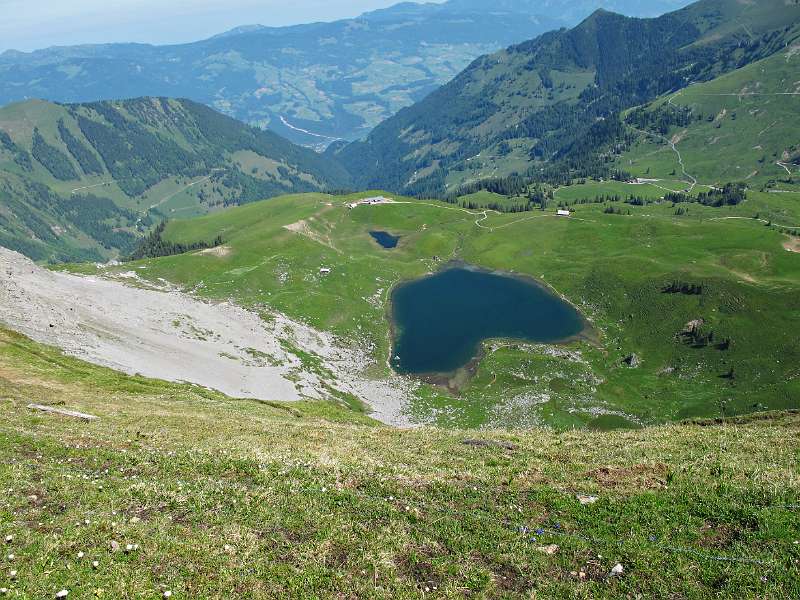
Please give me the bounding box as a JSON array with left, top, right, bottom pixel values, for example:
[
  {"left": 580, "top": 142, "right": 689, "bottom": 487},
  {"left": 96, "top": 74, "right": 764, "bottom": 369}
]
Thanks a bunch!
[{"left": 390, "top": 264, "right": 587, "bottom": 377}]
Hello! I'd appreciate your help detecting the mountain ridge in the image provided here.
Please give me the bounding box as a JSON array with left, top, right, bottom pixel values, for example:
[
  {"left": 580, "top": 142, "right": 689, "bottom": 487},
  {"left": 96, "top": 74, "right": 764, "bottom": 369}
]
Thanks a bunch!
[
  {"left": 0, "top": 1, "right": 694, "bottom": 147},
  {"left": 335, "top": 0, "right": 800, "bottom": 195},
  {"left": 0, "top": 96, "right": 350, "bottom": 262}
]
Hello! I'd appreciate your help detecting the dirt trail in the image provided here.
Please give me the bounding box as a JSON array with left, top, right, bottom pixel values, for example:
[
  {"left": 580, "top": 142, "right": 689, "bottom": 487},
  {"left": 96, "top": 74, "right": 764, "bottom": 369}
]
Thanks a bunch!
[
  {"left": 149, "top": 169, "right": 225, "bottom": 210},
  {"left": 629, "top": 123, "right": 698, "bottom": 192},
  {"left": 284, "top": 218, "right": 340, "bottom": 252},
  {"left": 0, "top": 248, "right": 412, "bottom": 426}
]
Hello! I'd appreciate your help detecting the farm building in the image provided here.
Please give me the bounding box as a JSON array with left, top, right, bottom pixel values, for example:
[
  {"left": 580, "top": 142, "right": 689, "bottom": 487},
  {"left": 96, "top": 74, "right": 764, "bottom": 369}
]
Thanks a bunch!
[{"left": 347, "top": 196, "right": 393, "bottom": 209}]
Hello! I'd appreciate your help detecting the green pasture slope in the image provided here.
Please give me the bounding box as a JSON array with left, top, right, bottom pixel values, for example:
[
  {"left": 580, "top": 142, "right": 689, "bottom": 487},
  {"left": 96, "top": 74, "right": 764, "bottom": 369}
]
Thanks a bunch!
[
  {"left": 620, "top": 44, "right": 800, "bottom": 189},
  {"left": 0, "top": 328, "right": 799, "bottom": 598},
  {"left": 94, "top": 187, "right": 800, "bottom": 430},
  {"left": 0, "top": 97, "right": 349, "bottom": 262}
]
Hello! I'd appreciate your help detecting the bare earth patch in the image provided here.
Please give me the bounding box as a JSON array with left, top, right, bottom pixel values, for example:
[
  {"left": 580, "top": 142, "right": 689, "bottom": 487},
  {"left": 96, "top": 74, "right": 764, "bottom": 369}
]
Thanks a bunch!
[
  {"left": 0, "top": 248, "right": 412, "bottom": 426},
  {"left": 284, "top": 218, "right": 340, "bottom": 252},
  {"left": 196, "top": 245, "right": 232, "bottom": 258},
  {"left": 784, "top": 236, "right": 800, "bottom": 253},
  {"left": 584, "top": 463, "right": 669, "bottom": 490}
]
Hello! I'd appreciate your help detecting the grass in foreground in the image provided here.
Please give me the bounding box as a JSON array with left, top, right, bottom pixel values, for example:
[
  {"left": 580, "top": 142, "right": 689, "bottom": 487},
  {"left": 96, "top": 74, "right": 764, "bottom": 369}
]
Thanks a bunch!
[{"left": 0, "top": 329, "right": 798, "bottom": 598}]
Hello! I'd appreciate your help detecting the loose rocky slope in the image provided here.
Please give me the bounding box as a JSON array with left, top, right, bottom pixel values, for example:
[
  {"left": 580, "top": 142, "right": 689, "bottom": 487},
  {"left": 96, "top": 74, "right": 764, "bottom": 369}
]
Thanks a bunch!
[{"left": 0, "top": 247, "right": 412, "bottom": 425}]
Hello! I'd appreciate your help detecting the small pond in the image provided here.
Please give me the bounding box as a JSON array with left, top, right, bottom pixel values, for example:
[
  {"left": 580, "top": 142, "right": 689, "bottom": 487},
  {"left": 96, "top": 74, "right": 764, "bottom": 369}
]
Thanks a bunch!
[
  {"left": 370, "top": 230, "right": 400, "bottom": 249},
  {"left": 391, "top": 265, "right": 586, "bottom": 375}
]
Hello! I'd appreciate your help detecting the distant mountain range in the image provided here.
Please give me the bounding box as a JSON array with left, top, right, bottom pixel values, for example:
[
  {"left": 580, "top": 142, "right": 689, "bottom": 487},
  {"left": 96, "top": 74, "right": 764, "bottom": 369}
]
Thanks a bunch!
[
  {"left": 336, "top": 0, "right": 800, "bottom": 195},
  {"left": 0, "top": 98, "right": 350, "bottom": 262},
  {"left": 3, "top": 0, "right": 797, "bottom": 264},
  {"left": 0, "top": 0, "right": 692, "bottom": 148}
]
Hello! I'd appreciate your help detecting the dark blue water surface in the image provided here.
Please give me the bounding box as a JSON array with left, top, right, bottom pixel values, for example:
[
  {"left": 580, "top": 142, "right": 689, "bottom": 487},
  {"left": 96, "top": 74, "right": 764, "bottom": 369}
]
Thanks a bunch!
[
  {"left": 391, "top": 266, "right": 585, "bottom": 374},
  {"left": 370, "top": 230, "right": 400, "bottom": 249}
]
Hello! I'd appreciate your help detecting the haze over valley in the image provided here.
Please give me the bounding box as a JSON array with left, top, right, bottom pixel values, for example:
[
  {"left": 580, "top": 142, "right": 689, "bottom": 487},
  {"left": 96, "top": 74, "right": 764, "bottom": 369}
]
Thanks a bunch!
[{"left": 0, "top": 0, "right": 693, "bottom": 147}]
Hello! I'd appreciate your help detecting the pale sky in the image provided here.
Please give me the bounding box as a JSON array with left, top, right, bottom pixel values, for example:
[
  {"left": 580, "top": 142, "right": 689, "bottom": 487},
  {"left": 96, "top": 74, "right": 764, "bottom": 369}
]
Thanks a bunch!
[{"left": 0, "top": 0, "right": 440, "bottom": 53}]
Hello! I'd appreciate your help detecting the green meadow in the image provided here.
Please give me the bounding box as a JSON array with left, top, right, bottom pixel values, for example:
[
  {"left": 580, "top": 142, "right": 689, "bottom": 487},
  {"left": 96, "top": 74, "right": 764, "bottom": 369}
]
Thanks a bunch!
[
  {"left": 87, "top": 185, "right": 800, "bottom": 430},
  {"left": 620, "top": 48, "right": 800, "bottom": 190}
]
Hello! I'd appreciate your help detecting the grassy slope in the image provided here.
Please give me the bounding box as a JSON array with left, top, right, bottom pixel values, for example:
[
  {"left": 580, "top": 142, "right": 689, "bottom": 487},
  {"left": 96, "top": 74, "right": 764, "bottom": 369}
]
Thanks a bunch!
[
  {"left": 0, "top": 328, "right": 798, "bottom": 598},
  {"left": 0, "top": 99, "right": 345, "bottom": 211},
  {"left": 0, "top": 101, "right": 129, "bottom": 262},
  {"left": 89, "top": 190, "right": 800, "bottom": 430},
  {"left": 0, "top": 98, "right": 348, "bottom": 262},
  {"left": 620, "top": 46, "right": 800, "bottom": 188}
]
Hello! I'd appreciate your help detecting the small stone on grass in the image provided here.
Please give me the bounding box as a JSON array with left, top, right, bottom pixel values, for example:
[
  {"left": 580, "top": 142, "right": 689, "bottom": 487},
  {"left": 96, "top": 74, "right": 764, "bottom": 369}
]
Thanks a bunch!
[{"left": 536, "top": 544, "right": 559, "bottom": 555}]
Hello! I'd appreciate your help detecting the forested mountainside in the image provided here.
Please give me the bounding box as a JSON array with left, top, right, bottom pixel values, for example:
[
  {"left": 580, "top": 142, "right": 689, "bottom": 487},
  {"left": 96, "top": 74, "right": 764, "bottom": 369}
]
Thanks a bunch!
[
  {"left": 0, "top": 0, "right": 692, "bottom": 148},
  {"left": 0, "top": 97, "right": 350, "bottom": 262},
  {"left": 336, "top": 0, "right": 800, "bottom": 197}
]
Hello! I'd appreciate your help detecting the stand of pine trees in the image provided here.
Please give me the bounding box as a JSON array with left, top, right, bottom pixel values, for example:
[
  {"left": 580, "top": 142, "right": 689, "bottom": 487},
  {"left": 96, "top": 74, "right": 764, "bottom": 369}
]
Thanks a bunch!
[{"left": 128, "top": 222, "right": 223, "bottom": 261}]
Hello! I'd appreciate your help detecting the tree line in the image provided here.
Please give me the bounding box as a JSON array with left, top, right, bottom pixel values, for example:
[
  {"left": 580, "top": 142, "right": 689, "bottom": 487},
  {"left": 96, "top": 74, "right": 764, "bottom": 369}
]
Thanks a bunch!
[
  {"left": 665, "top": 183, "right": 747, "bottom": 207},
  {"left": 31, "top": 128, "right": 78, "bottom": 181},
  {"left": 128, "top": 221, "right": 223, "bottom": 261}
]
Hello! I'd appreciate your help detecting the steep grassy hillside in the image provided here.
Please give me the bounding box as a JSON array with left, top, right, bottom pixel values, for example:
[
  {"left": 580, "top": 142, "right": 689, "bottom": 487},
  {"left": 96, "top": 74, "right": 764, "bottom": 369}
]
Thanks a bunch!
[
  {"left": 0, "top": 98, "right": 350, "bottom": 262},
  {"left": 0, "top": 1, "right": 693, "bottom": 147},
  {"left": 620, "top": 44, "right": 800, "bottom": 189},
  {"left": 0, "top": 328, "right": 798, "bottom": 598},
  {"left": 80, "top": 188, "right": 800, "bottom": 430},
  {"left": 337, "top": 0, "right": 800, "bottom": 196}
]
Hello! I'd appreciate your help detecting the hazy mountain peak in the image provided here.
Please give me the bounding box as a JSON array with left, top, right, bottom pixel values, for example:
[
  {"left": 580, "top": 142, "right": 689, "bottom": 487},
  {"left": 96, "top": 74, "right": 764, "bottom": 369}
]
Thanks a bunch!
[
  {"left": 210, "top": 24, "right": 270, "bottom": 39},
  {"left": 0, "top": 0, "right": 696, "bottom": 148}
]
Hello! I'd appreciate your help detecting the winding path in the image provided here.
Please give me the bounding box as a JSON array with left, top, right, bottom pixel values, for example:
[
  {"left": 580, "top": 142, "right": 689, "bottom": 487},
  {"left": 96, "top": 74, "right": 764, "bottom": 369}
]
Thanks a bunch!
[
  {"left": 391, "top": 200, "right": 500, "bottom": 230},
  {"left": 70, "top": 181, "right": 114, "bottom": 194},
  {"left": 629, "top": 122, "right": 698, "bottom": 193},
  {"left": 708, "top": 216, "right": 800, "bottom": 230},
  {"left": 149, "top": 169, "right": 225, "bottom": 210},
  {"left": 636, "top": 87, "right": 800, "bottom": 188}
]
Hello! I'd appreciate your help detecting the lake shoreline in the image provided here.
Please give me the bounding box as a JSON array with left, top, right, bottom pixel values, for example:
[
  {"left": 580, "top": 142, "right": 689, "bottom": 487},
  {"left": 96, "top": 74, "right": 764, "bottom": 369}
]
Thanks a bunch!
[{"left": 385, "top": 260, "right": 596, "bottom": 384}]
